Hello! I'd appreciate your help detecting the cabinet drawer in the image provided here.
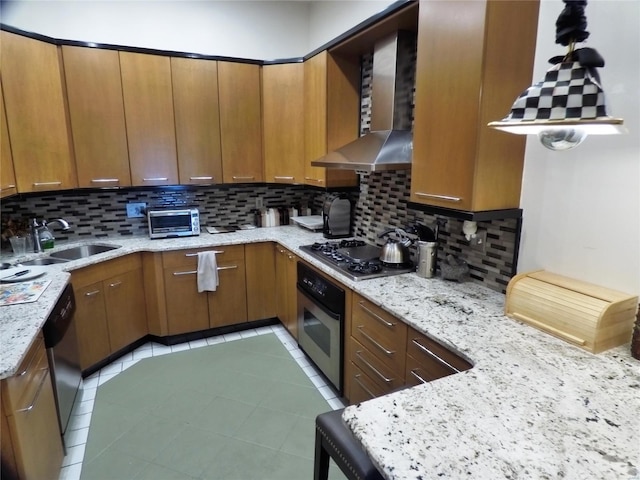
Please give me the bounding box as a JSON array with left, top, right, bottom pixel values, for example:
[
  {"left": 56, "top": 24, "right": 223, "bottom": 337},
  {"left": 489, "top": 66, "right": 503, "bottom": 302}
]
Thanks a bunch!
[
  {"left": 349, "top": 337, "right": 404, "bottom": 394},
  {"left": 406, "top": 330, "right": 472, "bottom": 386},
  {"left": 351, "top": 296, "right": 407, "bottom": 374},
  {"left": 347, "top": 362, "right": 386, "bottom": 405},
  {"left": 1, "top": 334, "right": 47, "bottom": 414},
  {"left": 162, "top": 244, "right": 244, "bottom": 268},
  {"left": 72, "top": 253, "right": 142, "bottom": 288}
]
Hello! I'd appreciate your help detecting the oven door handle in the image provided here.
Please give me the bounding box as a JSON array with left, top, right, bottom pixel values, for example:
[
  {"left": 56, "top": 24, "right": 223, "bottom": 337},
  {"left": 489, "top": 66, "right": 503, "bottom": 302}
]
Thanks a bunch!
[{"left": 296, "top": 284, "right": 341, "bottom": 321}]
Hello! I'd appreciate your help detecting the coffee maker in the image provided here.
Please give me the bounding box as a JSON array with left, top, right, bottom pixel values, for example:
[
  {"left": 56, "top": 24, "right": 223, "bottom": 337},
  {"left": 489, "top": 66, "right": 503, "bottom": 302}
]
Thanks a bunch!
[{"left": 322, "top": 194, "right": 352, "bottom": 239}]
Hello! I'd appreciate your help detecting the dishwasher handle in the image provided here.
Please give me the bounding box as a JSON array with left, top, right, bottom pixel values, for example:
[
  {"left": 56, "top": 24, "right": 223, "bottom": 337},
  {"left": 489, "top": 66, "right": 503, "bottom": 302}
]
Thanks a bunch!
[{"left": 42, "top": 284, "right": 76, "bottom": 349}]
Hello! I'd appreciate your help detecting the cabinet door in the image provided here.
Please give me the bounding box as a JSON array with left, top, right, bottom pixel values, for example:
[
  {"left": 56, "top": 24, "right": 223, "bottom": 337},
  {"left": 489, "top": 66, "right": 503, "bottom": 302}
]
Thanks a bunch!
[
  {"left": 120, "top": 51, "right": 178, "bottom": 186},
  {"left": 104, "top": 268, "right": 148, "bottom": 352},
  {"left": 1, "top": 337, "right": 64, "bottom": 480},
  {"left": 410, "top": 0, "right": 537, "bottom": 211},
  {"left": 74, "top": 282, "right": 111, "bottom": 371},
  {"left": 303, "top": 52, "right": 359, "bottom": 188},
  {"left": 245, "top": 243, "right": 277, "bottom": 321},
  {"left": 275, "top": 246, "right": 298, "bottom": 338},
  {"left": 0, "top": 88, "right": 17, "bottom": 198},
  {"left": 218, "top": 62, "right": 263, "bottom": 183},
  {"left": 171, "top": 57, "right": 223, "bottom": 185},
  {"left": 1, "top": 31, "right": 77, "bottom": 193},
  {"left": 163, "top": 266, "right": 210, "bottom": 335},
  {"left": 208, "top": 250, "right": 248, "bottom": 328},
  {"left": 62, "top": 46, "right": 131, "bottom": 188},
  {"left": 263, "top": 63, "right": 305, "bottom": 184}
]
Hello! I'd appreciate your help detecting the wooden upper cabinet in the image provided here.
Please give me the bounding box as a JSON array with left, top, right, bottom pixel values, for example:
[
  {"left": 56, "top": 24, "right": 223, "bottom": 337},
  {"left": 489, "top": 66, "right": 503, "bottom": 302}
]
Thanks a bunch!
[
  {"left": 0, "top": 88, "right": 17, "bottom": 198},
  {"left": 171, "top": 57, "right": 223, "bottom": 185},
  {"left": 62, "top": 46, "right": 131, "bottom": 188},
  {"left": 263, "top": 63, "right": 305, "bottom": 184},
  {"left": 218, "top": 61, "right": 263, "bottom": 183},
  {"left": 410, "top": 0, "right": 539, "bottom": 211},
  {"left": 0, "top": 31, "right": 77, "bottom": 193},
  {"left": 303, "top": 51, "right": 359, "bottom": 188},
  {"left": 120, "top": 51, "right": 178, "bottom": 186}
]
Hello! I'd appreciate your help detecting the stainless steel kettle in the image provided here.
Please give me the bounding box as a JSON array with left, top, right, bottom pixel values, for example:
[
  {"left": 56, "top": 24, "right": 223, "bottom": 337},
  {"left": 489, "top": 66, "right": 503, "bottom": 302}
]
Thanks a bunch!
[{"left": 378, "top": 228, "right": 412, "bottom": 266}]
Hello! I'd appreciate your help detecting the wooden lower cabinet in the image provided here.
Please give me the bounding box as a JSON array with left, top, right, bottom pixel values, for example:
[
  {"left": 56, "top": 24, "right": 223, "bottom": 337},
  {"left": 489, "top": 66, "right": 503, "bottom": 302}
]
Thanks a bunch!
[
  {"left": 1, "top": 335, "right": 64, "bottom": 480},
  {"left": 71, "top": 254, "right": 147, "bottom": 370},
  {"left": 275, "top": 245, "right": 298, "bottom": 338},
  {"left": 405, "top": 327, "right": 472, "bottom": 386},
  {"left": 161, "top": 245, "right": 248, "bottom": 333},
  {"left": 345, "top": 293, "right": 472, "bottom": 405},
  {"left": 245, "top": 243, "right": 277, "bottom": 322},
  {"left": 162, "top": 264, "right": 209, "bottom": 335},
  {"left": 208, "top": 248, "right": 247, "bottom": 328},
  {"left": 104, "top": 268, "right": 147, "bottom": 352},
  {"left": 74, "top": 282, "right": 111, "bottom": 369}
]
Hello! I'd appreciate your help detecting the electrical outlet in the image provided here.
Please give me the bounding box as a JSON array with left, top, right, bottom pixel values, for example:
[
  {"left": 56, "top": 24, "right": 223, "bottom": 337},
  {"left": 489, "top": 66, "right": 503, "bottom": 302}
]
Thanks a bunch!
[
  {"left": 469, "top": 230, "right": 487, "bottom": 252},
  {"left": 255, "top": 198, "right": 264, "bottom": 209},
  {"left": 126, "top": 202, "right": 146, "bottom": 218}
]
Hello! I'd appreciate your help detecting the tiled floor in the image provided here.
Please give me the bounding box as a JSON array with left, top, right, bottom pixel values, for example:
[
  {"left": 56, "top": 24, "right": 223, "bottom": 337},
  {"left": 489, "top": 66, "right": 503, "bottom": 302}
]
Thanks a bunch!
[{"left": 58, "top": 324, "right": 346, "bottom": 480}]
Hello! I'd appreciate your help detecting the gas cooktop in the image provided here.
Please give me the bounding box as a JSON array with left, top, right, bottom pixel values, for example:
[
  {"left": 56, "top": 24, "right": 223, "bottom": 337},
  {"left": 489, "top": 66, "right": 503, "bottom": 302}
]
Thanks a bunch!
[{"left": 299, "top": 239, "right": 414, "bottom": 281}]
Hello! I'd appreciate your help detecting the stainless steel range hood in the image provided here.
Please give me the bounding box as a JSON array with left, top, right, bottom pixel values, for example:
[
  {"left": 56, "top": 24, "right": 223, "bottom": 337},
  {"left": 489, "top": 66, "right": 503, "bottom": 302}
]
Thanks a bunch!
[{"left": 312, "top": 31, "right": 415, "bottom": 172}]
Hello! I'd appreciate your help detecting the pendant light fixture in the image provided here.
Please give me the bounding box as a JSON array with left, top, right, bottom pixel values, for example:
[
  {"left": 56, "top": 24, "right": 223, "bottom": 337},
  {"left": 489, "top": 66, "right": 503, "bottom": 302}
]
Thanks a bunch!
[{"left": 488, "top": 0, "right": 626, "bottom": 151}]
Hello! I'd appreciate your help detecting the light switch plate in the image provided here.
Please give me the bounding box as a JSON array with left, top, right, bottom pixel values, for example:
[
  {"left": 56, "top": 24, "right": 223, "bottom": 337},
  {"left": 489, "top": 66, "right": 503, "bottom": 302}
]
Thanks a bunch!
[{"left": 126, "top": 202, "right": 146, "bottom": 218}]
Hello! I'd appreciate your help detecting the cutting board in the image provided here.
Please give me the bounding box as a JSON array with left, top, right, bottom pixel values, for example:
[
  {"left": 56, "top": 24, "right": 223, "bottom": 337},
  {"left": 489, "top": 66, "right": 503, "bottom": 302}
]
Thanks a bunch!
[{"left": 0, "top": 280, "right": 52, "bottom": 306}]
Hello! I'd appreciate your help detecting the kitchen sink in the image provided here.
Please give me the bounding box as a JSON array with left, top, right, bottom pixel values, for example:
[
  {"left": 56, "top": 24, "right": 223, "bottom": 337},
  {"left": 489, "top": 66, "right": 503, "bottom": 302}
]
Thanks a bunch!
[
  {"left": 49, "top": 244, "right": 121, "bottom": 261},
  {"left": 20, "top": 257, "right": 70, "bottom": 266}
]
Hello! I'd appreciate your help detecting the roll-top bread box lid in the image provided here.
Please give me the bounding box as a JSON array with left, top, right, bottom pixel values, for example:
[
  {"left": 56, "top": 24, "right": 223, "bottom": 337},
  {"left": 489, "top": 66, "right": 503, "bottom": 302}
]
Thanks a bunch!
[{"left": 505, "top": 270, "right": 639, "bottom": 353}]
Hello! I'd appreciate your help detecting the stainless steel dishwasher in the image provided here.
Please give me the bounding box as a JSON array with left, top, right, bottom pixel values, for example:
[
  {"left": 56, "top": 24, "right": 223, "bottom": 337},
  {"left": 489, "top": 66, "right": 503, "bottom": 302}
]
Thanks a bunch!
[{"left": 42, "top": 283, "right": 81, "bottom": 452}]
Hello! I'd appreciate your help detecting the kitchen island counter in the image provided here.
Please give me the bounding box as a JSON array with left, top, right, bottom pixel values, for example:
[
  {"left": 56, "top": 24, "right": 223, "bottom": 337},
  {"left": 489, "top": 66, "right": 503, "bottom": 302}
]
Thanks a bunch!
[{"left": 1, "top": 227, "right": 637, "bottom": 480}]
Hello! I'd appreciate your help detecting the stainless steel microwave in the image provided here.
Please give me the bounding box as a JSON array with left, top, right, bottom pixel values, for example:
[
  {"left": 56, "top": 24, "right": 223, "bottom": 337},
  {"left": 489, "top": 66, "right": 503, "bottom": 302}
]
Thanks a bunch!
[{"left": 148, "top": 208, "right": 200, "bottom": 239}]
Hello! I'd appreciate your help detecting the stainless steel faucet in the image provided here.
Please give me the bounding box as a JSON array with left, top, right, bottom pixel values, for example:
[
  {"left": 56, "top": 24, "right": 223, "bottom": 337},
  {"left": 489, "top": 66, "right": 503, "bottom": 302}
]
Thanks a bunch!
[{"left": 30, "top": 218, "right": 70, "bottom": 253}]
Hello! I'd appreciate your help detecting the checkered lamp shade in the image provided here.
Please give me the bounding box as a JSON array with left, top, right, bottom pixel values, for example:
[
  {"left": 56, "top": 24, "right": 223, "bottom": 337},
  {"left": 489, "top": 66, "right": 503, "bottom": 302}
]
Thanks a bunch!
[{"left": 488, "top": 61, "right": 625, "bottom": 134}]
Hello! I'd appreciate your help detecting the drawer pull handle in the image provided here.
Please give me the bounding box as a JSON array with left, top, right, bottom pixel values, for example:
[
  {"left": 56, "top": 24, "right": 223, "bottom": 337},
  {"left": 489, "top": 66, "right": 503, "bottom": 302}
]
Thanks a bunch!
[
  {"left": 232, "top": 176, "right": 255, "bottom": 181},
  {"left": 84, "top": 290, "right": 100, "bottom": 297},
  {"left": 411, "top": 339, "right": 461, "bottom": 374},
  {"left": 358, "top": 301, "right": 396, "bottom": 327},
  {"left": 109, "top": 281, "right": 122, "bottom": 288},
  {"left": 355, "top": 351, "right": 392, "bottom": 383},
  {"left": 190, "top": 176, "right": 213, "bottom": 181},
  {"left": 0, "top": 184, "right": 16, "bottom": 191},
  {"left": 173, "top": 265, "right": 238, "bottom": 276},
  {"left": 17, "top": 346, "right": 40, "bottom": 377},
  {"left": 90, "top": 178, "right": 119, "bottom": 183},
  {"left": 415, "top": 192, "right": 462, "bottom": 203},
  {"left": 304, "top": 177, "right": 324, "bottom": 184},
  {"left": 274, "top": 176, "right": 294, "bottom": 181},
  {"left": 185, "top": 251, "right": 224, "bottom": 257},
  {"left": 357, "top": 326, "right": 395, "bottom": 356},
  {"left": 410, "top": 368, "right": 429, "bottom": 385},
  {"left": 17, "top": 367, "right": 48, "bottom": 413},
  {"left": 354, "top": 374, "right": 377, "bottom": 399},
  {"left": 33, "top": 181, "right": 62, "bottom": 187},
  {"left": 142, "top": 177, "right": 168, "bottom": 182},
  {"left": 511, "top": 312, "right": 587, "bottom": 346}
]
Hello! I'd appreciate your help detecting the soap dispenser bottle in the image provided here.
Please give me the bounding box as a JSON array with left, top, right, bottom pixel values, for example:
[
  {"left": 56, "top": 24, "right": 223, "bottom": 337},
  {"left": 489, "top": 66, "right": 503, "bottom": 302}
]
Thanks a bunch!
[{"left": 39, "top": 225, "right": 55, "bottom": 249}]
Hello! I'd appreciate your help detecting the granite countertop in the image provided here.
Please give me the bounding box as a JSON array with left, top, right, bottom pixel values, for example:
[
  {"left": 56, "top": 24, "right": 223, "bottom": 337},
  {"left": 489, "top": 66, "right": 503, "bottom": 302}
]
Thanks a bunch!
[{"left": 1, "top": 226, "right": 638, "bottom": 479}]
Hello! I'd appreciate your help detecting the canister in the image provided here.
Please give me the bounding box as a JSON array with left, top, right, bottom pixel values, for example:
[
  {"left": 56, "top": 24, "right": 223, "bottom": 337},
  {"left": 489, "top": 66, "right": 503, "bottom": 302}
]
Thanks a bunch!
[{"left": 416, "top": 241, "right": 437, "bottom": 278}]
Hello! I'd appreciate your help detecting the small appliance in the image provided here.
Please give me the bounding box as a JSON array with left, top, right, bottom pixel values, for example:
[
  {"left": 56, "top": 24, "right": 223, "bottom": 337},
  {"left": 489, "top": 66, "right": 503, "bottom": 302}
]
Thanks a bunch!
[
  {"left": 322, "top": 195, "right": 352, "bottom": 239},
  {"left": 299, "top": 239, "right": 414, "bottom": 281},
  {"left": 148, "top": 208, "right": 200, "bottom": 239}
]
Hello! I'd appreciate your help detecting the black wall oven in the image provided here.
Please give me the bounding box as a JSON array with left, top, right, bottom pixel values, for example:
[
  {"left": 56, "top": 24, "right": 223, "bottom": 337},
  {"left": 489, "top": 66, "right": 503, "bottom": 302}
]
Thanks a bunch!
[{"left": 297, "top": 262, "right": 345, "bottom": 395}]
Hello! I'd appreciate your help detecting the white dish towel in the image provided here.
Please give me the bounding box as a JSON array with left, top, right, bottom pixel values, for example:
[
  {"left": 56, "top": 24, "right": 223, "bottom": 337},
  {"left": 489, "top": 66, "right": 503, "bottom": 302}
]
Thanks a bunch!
[{"left": 197, "top": 251, "right": 219, "bottom": 292}]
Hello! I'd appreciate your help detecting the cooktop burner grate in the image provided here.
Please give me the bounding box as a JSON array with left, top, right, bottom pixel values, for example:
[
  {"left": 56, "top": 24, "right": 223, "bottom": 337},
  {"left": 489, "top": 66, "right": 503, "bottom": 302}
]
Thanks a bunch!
[{"left": 300, "top": 240, "right": 414, "bottom": 281}]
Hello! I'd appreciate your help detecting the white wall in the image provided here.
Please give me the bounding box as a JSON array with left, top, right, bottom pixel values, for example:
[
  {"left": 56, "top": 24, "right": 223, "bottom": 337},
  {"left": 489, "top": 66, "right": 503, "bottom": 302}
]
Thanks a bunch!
[
  {"left": 518, "top": 0, "right": 640, "bottom": 296},
  {"left": 0, "top": 1, "right": 312, "bottom": 59},
  {"left": 307, "top": 0, "right": 396, "bottom": 50}
]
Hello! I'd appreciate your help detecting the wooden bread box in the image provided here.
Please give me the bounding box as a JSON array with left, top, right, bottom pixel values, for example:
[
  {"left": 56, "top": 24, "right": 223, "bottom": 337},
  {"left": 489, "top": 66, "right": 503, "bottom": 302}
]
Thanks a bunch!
[{"left": 505, "top": 270, "right": 639, "bottom": 353}]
